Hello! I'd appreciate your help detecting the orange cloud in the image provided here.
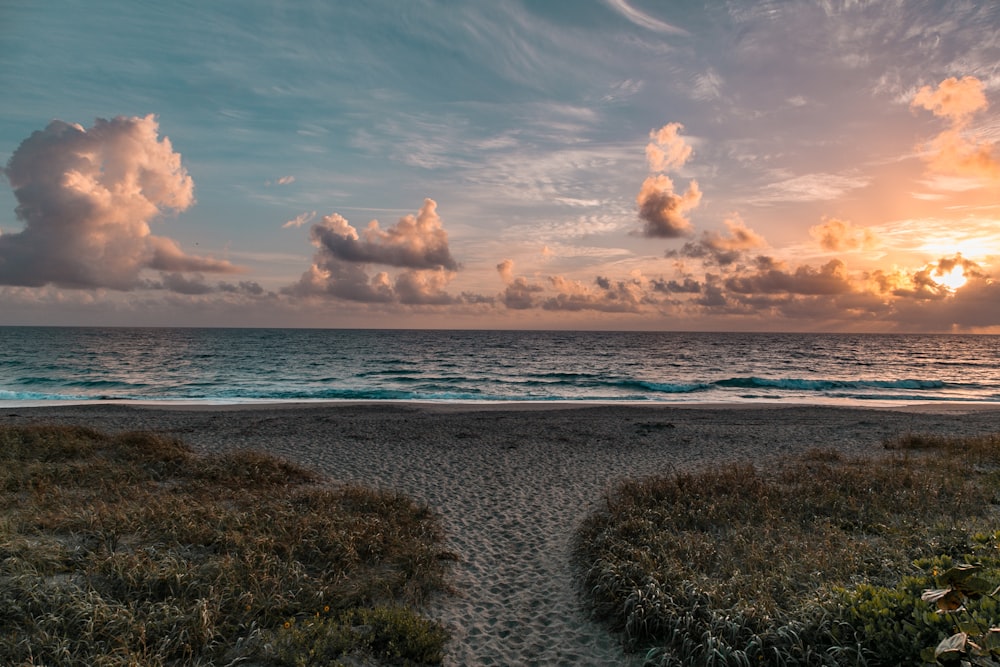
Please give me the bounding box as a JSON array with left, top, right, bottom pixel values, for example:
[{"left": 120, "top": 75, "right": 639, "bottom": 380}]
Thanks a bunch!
[
  {"left": 911, "top": 76, "right": 999, "bottom": 180},
  {"left": 542, "top": 274, "right": 644, "bottom": 312},
  {"left": 645, "top": 122, "right": 692, "bottom": 172},
  {"left": 496, "top": 258, "right": 515, "bottom": 283},
  {"left": 0, "top": 115, "right": 237, "bottom": 289},
  {"left": 637, "top": 175, "right": 702, "bottom": 238},
  {"left": 911, "top": 76, "right": 987, "bottom": 121},
  {"left": 809, "top": 217, "right": 878, "bottom": 252},
  {"left": 637, "top": 122, "right": 701, "bottom": 238},
  {"left": 668, "top": 215, "right": 766, "bottom": 265}
]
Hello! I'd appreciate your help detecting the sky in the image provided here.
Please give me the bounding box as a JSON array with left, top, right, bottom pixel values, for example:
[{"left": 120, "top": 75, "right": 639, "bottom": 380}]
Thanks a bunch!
[{"left": 1, "top": 0, "right": 999, "bottom": 332}]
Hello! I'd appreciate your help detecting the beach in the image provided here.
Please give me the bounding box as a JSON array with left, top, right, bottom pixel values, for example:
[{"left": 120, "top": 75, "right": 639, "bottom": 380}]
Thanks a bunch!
[{"left": 5, "top": 401, "right": 1000, "bottom": 665}]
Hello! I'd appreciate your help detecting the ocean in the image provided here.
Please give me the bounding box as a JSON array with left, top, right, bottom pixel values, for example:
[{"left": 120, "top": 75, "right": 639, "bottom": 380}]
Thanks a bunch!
[{"left": 1, "top": 327, "right": 998, "bottom": 406}]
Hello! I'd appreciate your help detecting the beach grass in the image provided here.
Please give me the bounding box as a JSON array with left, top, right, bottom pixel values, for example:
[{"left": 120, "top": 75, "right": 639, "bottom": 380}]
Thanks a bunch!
[
  {"left": 0, "top": 424, "right": 453, "bottom": 666},
  {"left": 575, "top": 432, "right": 1000, "bottom": 665}
]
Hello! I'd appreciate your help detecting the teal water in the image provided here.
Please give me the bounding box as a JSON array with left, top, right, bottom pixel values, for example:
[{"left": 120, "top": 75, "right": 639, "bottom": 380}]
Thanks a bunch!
[{"left": 1, "top": 327, "right": 998, "bottom": 405}]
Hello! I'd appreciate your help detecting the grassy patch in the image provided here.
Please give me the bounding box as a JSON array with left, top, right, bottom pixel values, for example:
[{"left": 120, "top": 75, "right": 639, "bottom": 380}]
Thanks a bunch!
[
  {"left": 0, "top": 424, "right": 453, "bottom": 666},
  {"left": 574, "top": 435, "right": 1000, "bottom": 665}
]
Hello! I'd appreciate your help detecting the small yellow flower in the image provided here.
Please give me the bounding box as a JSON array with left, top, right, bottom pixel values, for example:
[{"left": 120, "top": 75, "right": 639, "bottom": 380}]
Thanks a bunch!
[
  {"left": 323, "top": 605, "right": 330, "bottom": 613},
  {"left": 283, "top": 621, "right": 291, "bottom": 629}
]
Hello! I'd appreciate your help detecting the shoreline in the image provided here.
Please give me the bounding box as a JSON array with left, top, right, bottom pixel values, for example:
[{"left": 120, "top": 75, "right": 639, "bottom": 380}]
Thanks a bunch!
[
  {"left": 5, "top": 397, "right": 1000, "bottom": 414},
  {"left": 6, "top": 402, "right": 1000, "bottom": 665}
]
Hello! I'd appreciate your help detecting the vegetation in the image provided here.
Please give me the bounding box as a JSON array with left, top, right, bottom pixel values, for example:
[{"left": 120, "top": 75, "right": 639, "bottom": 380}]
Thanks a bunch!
[
  {"left": 574, "top": 432, "right": 1000, "bottom": 665},
  {"left": 0, "top": 424, "right": 453, "bottom": 666}
]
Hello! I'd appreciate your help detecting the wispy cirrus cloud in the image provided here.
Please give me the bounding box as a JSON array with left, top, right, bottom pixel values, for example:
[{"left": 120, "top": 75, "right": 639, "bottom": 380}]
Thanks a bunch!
[
  {"left": 750, "top": 171, "right": 870, "bottom": 204},
  {"left": 603, "top": 0, "right": 688, "bottom": 35}
]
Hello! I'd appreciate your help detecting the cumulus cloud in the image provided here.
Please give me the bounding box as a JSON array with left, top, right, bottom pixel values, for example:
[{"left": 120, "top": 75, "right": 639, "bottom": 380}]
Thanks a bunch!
[
  {"left": 645, "top": 122, "right": 692, "bottom": 172},
  {"left": 911, "top": 76, "right": 988, "bottom": 120},
  {"left": 141, "top": 273, "right": 268, "bottom": 297},
  {"left": 651, "top": 276, "right": 702, "bottom": 293},
  {"left": 496, "top": 259, "right": 544, "bottom": 310},
  {"left": 0, "top": 115, "right": 237, "bottom": 290},
  {"left": 637, "top": 123, "right": 701, "bottom": 238},
  {"left": 284, "top": 198, "right": 461, "bottom": 304},
  {"left": 724, "top": 257, "right": 853, "bottom": 295},
  {"left": 637, "top": 175, "right": 702, "bottom": 238},
  {"left": 497, "top": 258, "right": 515, "bottom": 283},
  {"left": 666, "top": 215, "right": 766, "bottom": 265},
  {"left": 542, "top": 274, "right": 645, "bottom": 313},
  {"left": 870, "top": 255, "right": 985, "bottom": 301},
  {"left": 809, "top": 217, "right": 879, "bottom": 252},
  {"left": 308, "top": 198, "right": 457, "bottom": 270},
  {"left": 911, "top": 76, "right": 1000, "bottom": 180},
  {"left": 394, "top": 268, "right": 456, "bottom": 305}
]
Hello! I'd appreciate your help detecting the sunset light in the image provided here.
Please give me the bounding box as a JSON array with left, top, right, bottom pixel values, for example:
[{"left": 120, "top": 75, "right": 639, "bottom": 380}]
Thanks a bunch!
[
  {"left": 931, "top": 263, "right": 968, "bottom": 291},
  {"left": 1, "top": 2, "right": 998, "bottom": 332},
  {"left": 3, "top": 5, "right": 1000, "bottom": 663}
]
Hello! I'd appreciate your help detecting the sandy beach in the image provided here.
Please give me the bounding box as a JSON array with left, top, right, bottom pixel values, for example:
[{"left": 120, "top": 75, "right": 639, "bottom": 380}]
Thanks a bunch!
[{"left": 5, "top": 401, "right": 1000, "bottom": 665}]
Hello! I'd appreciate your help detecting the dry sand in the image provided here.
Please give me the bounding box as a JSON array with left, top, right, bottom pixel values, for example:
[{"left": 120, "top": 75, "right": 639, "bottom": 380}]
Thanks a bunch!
[{"left": 5, "top": 401, "right": 1000, "bottom": 665}]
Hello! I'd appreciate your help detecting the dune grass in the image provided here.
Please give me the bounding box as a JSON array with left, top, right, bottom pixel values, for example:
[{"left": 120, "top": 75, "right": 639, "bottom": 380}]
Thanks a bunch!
[
  {"left": 575, "top": 433, "right": 1000, "bottom": 666},
  {"left": 0, "top": 424, "right": 453, "bottom": 666}
]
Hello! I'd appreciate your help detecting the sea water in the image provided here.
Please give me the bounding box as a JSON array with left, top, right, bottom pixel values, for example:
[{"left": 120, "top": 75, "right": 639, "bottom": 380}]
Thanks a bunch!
[{"left": 1, "top": 327, "right": 998, "bottom": 406}]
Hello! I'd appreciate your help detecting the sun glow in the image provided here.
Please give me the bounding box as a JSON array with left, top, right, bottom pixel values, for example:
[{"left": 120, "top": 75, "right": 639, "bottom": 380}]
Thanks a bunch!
[{"left": 931, "top": 264, "right": 967, "bottom": 291}]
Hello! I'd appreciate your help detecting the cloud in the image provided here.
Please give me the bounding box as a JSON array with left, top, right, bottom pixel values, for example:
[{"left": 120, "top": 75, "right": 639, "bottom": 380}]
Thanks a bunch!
[
  {"left": 637, "top": 175, "right": 701, "bottom": 238},
  {"left": 497, "top": 258, "right": 515, "bottom": 283},
  {"left": 496, "top": 259, "right": 544, "bottom": 310},
  {"left": 282, "top": 211, "right": 317, "bottom": 229},
  {"left": 752, "top": 172, "right": 870, "bottom": 204},
  {"left": 308, "top": 198, "right": 458, "bottom": 270},
  {"left": 651, "top": 276, "right": 702, "bottom": 294},
  {"left": 809, "top": 217, "right": 879, "bottom": 252},
  {"left": 141, "top": 273, "right": 269, "bottom": 297},
  {"left": 604, "top": 0, "right": 688, "bottom": 35},
  {"left": 911, "top": 76, "right": 988, "bottom": 121},
  {"left": 724, "top": 257, "right": 853, "bottom": 295},
  {"left": 636, "top": 123, "right": 701, "bottom": 238},
  {"left": 667, "top": 215, "right": 766, "bottom": 265},
  {"left": 0, "top": 115, "right": 238, "bottom": 290},
  {"left": 920, "top": 129, "right": 1000, "bottom": 181},
  {"left": 645, "top": 122, "right": 692, "bottom": 172},
  {"left": 394, "top": 268, "right": 456, "bottom": 305},
  {"left": 157, "top": 272, "right": 216, "bottom": 295},
  {"left": 541, "top": 274, "right": 645, "bottom": 313},
  {"left": 284, "top": 198, "right": 462, "bottom": 304},
  {"left": 911, "top": 76, "right": 1000, "bottom": 180},
  {"left": 870, "top": 255, "right": 986, "bottom": 301}
]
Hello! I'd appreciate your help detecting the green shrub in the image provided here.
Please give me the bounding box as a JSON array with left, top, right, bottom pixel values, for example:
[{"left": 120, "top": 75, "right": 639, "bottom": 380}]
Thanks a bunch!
[
  {"left": 575, "top": 432, "right": 1000, "bottom": 665},
  {"left": 0, "top": 424, "right": 452, "bottom": 666},
  {"left": 272, "top": 605, "right": 449, "bottom": 666}
]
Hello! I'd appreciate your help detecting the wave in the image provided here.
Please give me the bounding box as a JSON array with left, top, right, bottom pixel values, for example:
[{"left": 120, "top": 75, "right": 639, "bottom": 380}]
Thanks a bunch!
[
  {"left": 15, "top": 376, "right": 142, "bottom": 390},
  {"left": 2, "top": 373, "right": 994, "bottom": 405},
  {"left": 713, "top": 377, "right": 950, "bottom": 391}
]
